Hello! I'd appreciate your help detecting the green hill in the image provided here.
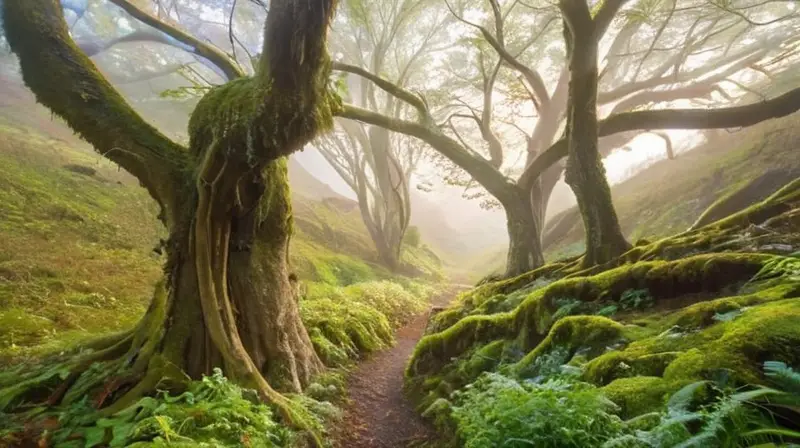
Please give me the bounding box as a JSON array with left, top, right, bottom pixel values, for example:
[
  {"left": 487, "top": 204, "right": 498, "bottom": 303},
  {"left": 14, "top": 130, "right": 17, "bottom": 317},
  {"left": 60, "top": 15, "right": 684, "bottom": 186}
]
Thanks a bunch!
[
  {"left": 544, "top": 114, "right": 800, "bottom": 259},
  {"left": 0, "top": 116, "right": 442, "bottom": 362}
]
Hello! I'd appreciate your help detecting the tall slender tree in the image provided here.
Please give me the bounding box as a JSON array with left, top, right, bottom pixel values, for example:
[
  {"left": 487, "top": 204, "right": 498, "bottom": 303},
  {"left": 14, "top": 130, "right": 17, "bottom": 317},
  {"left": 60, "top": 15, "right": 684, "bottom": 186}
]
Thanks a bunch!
[{"left": 314, "top": 0, "right": 446, "bottom": 270}]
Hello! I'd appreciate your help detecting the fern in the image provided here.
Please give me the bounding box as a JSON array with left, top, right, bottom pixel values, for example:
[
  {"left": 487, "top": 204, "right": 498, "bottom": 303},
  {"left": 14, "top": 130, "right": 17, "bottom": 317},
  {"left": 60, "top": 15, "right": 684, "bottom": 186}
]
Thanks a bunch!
[
  {"left": 451, "top": 373, "right": 623, "bottom": 448},
  {"left": 764, "top": 361, "right": 800, "bottom": 395}
]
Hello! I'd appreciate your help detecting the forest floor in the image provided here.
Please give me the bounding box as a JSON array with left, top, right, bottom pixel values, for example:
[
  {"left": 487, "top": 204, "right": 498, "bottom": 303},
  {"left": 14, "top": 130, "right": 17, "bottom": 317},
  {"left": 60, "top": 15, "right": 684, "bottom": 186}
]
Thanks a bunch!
[{"left": 333, "top": 289, "right": 460, "bottom": 448}]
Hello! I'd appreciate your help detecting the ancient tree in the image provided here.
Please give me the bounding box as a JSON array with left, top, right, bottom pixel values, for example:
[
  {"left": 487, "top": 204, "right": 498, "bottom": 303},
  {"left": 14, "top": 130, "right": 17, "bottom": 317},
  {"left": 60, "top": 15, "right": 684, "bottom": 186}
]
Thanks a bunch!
[
  {"left": 314, "top": 0, "right": 445, "bottom": 270},
  {"left": 339, "top": 0, "right": 800, "bottom": 273},
  {"left": 2, "top": 0, "right": 340, "bottom": 435}
]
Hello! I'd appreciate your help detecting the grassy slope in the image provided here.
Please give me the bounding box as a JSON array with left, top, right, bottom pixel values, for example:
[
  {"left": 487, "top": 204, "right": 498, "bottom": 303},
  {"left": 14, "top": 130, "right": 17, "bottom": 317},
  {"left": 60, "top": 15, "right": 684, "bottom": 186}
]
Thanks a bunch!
[
  {"left": 469, "top": 112, "right": 800, "bottom": 278},
  {"left": 546, "top": 112, "right": 800, "bottom": 259},
  {"left": 0, "top": 116, "right": 443, "bottom": 362}
]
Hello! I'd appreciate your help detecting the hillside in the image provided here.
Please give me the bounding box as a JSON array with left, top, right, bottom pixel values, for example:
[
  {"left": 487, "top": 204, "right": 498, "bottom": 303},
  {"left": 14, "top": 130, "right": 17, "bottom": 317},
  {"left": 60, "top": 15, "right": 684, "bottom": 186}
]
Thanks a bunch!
[
  {"left": 0, "top": 114, "right": 444, "bottom": 362},
  {"left": 544, "top": 113, "right": 800, "bottom": 258},
  {"left": 471, "top": 112, "right": 800, "bottom": 277}
]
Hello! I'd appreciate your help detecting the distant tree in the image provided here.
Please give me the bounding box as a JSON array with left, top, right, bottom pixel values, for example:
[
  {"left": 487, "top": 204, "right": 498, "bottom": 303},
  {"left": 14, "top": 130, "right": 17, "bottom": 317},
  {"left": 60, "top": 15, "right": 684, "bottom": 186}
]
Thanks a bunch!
[
  {"left": 314, "top": 0, "right": 448, "bottom": 270},
  {"left": 1, "top": 0, "right": 339, "bottom": 436},
  {"left": 314, "top": 0, "right": 447, "bottom": 271},
  {"left": 338, "top": 0, "right": 800, "bottom": 273}
]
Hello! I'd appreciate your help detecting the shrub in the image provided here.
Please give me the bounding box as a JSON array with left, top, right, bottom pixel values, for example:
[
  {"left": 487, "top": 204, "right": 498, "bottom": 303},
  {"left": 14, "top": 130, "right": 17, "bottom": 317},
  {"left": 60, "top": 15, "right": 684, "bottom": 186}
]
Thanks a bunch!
[
  {"left": 343, "top": 281, "right": 429, "bottom": 326},
  {"left": 301, "top": 297, "right": 393, "bottom": 366},
  {"left": 451, "top": 373, "right": 624, "bottom": 448},
  {"left": 300, "top": 280, "right": 433, "bottom": 366},
  {"left": 403, "top": 226, "right": 421, "bottom": 248}
]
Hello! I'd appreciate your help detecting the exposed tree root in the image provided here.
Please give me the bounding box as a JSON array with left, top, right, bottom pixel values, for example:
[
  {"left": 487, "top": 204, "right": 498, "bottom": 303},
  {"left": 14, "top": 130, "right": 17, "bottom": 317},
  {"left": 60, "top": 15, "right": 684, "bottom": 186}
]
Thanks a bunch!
[{"left": 192, "top": 151, "right": 323, "bottom": 445}]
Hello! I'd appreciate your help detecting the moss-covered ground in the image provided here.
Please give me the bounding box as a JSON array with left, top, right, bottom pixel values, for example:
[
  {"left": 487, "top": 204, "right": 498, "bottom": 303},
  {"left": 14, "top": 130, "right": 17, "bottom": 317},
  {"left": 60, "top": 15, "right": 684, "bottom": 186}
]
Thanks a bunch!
[{"left": 405, "top": 177, "right": 800, "bottom": 447}]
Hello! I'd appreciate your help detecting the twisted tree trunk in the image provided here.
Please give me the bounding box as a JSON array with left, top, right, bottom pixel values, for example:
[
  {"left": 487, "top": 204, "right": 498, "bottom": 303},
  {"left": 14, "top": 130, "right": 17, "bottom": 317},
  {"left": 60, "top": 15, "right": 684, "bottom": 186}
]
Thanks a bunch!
[{"left": 1, "top": 0, "right": 339, "bottom": 440}]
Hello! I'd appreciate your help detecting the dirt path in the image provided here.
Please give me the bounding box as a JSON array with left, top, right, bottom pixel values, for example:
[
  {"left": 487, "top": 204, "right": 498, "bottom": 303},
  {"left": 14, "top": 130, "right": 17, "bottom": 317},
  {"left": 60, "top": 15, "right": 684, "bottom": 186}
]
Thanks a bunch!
[{"left": 333, "top": 290, "right": 461, "bottom": 448}]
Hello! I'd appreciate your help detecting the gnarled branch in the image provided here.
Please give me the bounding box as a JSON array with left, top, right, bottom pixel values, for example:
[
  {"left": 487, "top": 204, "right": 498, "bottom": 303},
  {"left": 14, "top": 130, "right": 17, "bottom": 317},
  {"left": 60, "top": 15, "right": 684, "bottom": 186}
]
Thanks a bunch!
[
  {"left": 107, "top": 0, "right": 245, "bottom": 81},
  {"left": 520, "top": 86, "right": 800, "bottom": 189},
  {"left": 3, "top": 0, "right": 189, "bottom": 224}
]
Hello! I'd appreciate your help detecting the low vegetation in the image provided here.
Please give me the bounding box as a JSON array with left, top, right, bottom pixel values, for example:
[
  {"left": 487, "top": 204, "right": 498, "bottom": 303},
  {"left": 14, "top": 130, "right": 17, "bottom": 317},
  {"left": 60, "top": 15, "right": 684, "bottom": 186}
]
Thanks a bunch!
[{"left": 405, "top": 178, "right": 800, "bottom": 447}]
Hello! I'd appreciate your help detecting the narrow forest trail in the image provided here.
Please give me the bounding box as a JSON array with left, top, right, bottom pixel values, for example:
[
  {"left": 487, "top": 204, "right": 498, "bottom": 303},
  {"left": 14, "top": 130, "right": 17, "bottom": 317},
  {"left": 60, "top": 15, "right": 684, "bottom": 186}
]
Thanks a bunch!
[{"left": 333, "top": 287, "right": 463, "bottom": 448}]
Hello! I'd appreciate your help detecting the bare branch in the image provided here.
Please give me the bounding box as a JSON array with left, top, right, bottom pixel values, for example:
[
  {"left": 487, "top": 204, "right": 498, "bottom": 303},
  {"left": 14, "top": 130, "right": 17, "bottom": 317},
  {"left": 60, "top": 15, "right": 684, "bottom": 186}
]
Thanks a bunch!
[
  {"left": 706, "top": 0, "right": 799, "bottom": 26},
  {"left": 333, "top": 61, "right": 430, "bottom": 120},
  {"left": 444, "top": 0, "right": 551, "bottom": 105},
  {"left": 107, "top": 0, "right": 245, "bottom": 80},
  {"left": 650, "top": 131, "right": 674, "bottom": 159},
  {"left": 520, "top": 86, "right": 800, "bottom": 189}
]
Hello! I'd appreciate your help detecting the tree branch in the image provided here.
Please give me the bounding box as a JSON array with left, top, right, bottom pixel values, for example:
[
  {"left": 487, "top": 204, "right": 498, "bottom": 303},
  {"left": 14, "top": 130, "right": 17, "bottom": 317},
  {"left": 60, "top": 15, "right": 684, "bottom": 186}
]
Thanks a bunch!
[
  {"left": 606, "top": 53, "right": 762, "bottom": 115},
  {"left": 338, "top": 104, "right": 517, "bottom": 202},
  {"left": 599, "top": 42, "right": 777, "bottom": 104},
  {"left": 593, "top": 0, "right": 632, "bottom": 39},
  {"left": 3, "top": 0, "right": 188, "bottom": 223},
  {"left": 107, "top": 0, "right": 245, "bottom": 81},
  {"left": 444, "top": 0, "right": 551, "bottom": 105},
  {"left": 333, "top": 61, "right": 430, "bottom": 119},
  {"left": 520, "top": 86, "right": 800, "bottom": 189}
]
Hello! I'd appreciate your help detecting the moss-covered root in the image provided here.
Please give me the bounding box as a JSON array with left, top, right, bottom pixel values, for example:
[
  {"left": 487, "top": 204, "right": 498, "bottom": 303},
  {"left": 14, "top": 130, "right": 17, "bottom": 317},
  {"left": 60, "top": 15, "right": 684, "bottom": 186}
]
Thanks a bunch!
[
  {"left": 585, "top": 297, "right": 800, "bottom": 417},
  {"left": 513, "top": 316, "right": 625, "bottom": 375},
  {"left": 409, "top": 253, "right": 772, "bottom": 379},
  {"left": 625, "top": 177, "right": 800, "bottom": 263}
]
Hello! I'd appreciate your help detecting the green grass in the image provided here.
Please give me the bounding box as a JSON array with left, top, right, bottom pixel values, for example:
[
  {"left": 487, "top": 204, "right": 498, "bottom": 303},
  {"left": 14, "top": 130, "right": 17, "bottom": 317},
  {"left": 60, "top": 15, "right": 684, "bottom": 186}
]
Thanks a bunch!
[
  {"left": 543, "top": 112, "right": 800, "bottom": 258},
  {"left": 0, "top": 118, "right": 444, "bottom": 361},
  {"left": 0, "top": 119, "right": 163, "bottom": 361}
]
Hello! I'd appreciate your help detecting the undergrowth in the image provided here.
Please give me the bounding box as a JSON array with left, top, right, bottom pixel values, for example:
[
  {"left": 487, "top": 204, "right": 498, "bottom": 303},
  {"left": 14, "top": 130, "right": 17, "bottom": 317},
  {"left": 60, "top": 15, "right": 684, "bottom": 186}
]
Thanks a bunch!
[
  {"left": 301, "top": 280, "right": 436, "bottom": 366},
  {"left": 437, "top": 363, "right": 800, "bottom": 448},
  {"left": 0, "top": 368, "right": 340, "bottom": 447}
]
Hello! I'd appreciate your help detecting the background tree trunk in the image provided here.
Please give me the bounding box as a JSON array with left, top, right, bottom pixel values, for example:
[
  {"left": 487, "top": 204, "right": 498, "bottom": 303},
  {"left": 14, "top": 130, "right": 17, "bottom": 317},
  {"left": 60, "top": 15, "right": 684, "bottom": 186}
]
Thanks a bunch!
[{"left": 504, "top": 191, "right": 546, "bottom": 277}]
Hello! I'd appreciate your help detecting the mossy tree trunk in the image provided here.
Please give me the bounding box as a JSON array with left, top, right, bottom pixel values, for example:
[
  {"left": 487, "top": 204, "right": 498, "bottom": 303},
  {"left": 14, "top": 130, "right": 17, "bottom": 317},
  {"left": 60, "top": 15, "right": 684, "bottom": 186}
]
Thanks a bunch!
[
  {"left": 3, "top": 0, "right": 339, "bottom": 436},
  {"left": 559, "top": 0, "right": 631, "bottom": 268}
]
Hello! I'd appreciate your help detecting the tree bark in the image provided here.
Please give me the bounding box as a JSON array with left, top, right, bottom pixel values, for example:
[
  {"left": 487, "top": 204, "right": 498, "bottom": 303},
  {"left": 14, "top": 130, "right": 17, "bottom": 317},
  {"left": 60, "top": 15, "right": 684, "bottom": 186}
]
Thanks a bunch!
[
  {"left": 2, "top": 0, "right": 338, "bottom": 440},
  {"left": 560, "top": 3, "right": 631, "bottom": 267},
  {"left": 503, "top": 191, "right": 546, "bottom": 277}
]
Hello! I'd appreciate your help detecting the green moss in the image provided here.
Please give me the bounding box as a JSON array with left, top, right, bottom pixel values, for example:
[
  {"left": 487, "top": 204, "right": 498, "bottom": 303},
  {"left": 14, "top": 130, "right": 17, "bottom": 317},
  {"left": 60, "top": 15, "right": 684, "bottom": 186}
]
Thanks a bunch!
[
  {"left": 601, "top": 376, "right": 680, "bottom": 418},
  {"left": 584, "top": 351, "right": 680, "bottom": 385},
  {"left": 576, "top": 295, "right": 800, "bottom": 418},
  {"left": 515, "top": 316, "right": 626, "bottom": 376},
  {"left": 188, "top": 61, "right": 339, "bottom": 166},
  {"left": 663, "top": 298, "right": 800, "bottom": 384},
  {"left": 406, "top": 248, "right": 800, "bottom": 424},
  {"left": 409, "top": 253, "right": 772, "bottom": 379},
  {"left": 459, "top": 340, "right": 507, "bottom": 380}
]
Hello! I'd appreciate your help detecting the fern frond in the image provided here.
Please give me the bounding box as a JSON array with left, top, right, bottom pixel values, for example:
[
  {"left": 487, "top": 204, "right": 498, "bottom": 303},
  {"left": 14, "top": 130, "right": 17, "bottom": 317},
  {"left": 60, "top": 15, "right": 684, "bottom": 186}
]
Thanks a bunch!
[
  {"left": 764, "top": 361, "right": 800, "bottom": 394},
  {"left": 667, "top": 381, "right": 708, "bottom": 412}
]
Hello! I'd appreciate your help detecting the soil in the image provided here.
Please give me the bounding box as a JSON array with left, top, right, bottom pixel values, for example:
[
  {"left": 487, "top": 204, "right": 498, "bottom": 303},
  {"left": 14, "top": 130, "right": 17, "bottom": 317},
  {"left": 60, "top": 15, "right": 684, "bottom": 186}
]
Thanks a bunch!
[{"left": 333, "top": 289, "right": 461, "bottom": 448}]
